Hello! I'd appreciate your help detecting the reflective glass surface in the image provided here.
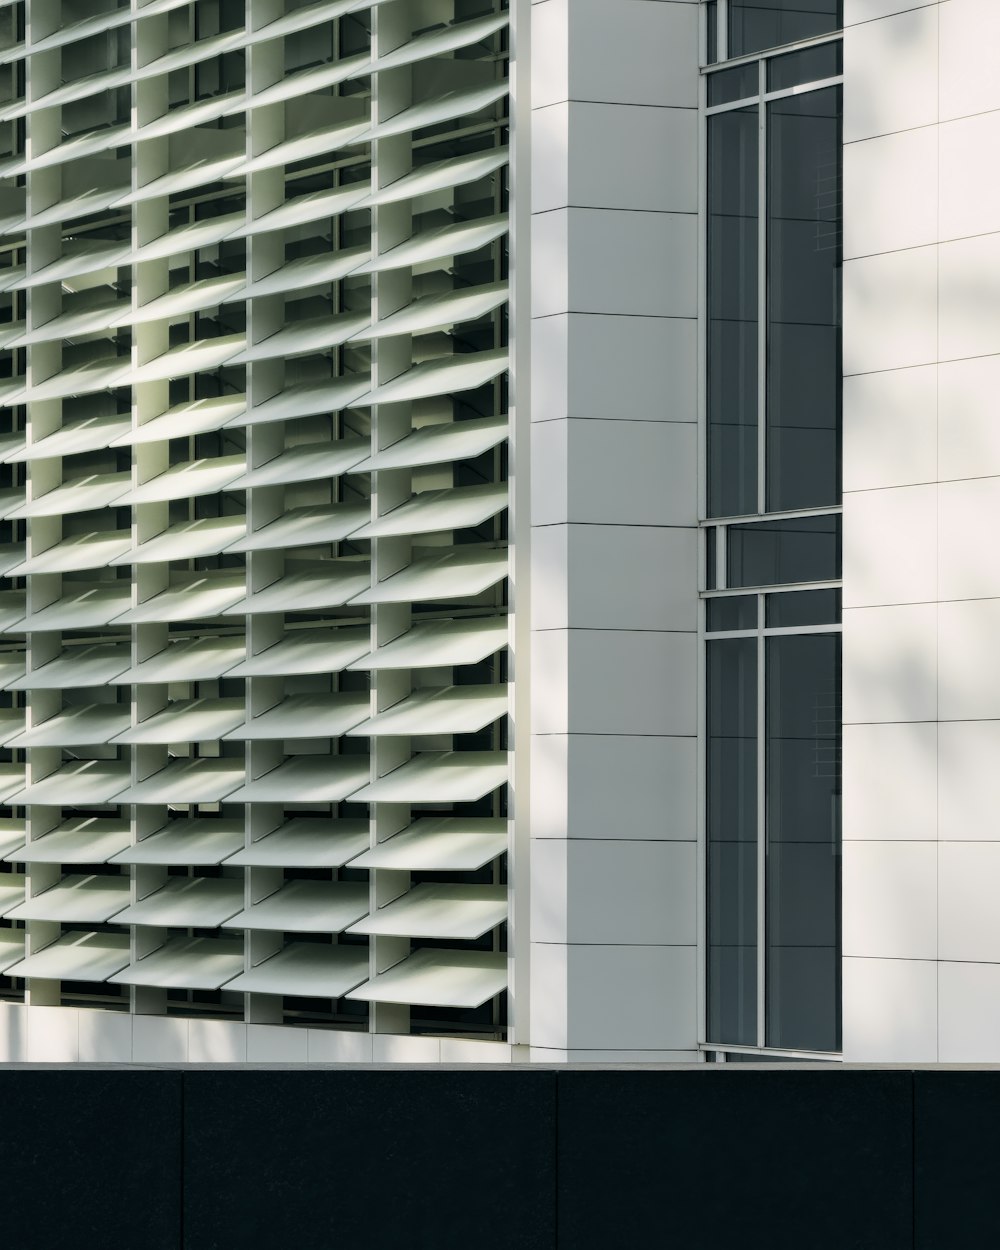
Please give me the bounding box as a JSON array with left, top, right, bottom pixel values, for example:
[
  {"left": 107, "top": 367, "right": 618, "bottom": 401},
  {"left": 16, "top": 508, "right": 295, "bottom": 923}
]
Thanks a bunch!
[
  {"left": 707, "top": 595, "right": 757, "bottom": 633},
  {"left": 707, "top": 62, "right": 759, "bottom": 107},
  {"left": 767, "top": 87, "right": 842, "bottom": 511},
  {"left": 706, "top": 0, "right": 719, "bottom": 65},
  {"left": 767, "top": 41, "right": 842, "bottom": 91},
  {"left": 706, "top": 527, "right": 718, "bottom": 590},
  {"left": 765, "top": 588, "right": 841, "bottom": 627},
  {"left": 765, "top": 633, "right": 841, "bottom": 1051},
  {"left": 729, "top": 0, "right": 842, "bottom": 59},
  {"left": 728, "top": 514, "right": 841, "bottom": 588},
  {"left": 707, "top": 108, "right": 758, "bottom": 518},
  {"left": 707, "top": 638, "right": 758, "bottom": 1046}
]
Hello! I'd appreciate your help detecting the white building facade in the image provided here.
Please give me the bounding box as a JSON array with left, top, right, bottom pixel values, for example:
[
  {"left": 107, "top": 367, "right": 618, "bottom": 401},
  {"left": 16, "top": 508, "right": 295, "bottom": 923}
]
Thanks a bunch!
[{"left": 0, "top": 0, "right": 993, "bottom": 1065}]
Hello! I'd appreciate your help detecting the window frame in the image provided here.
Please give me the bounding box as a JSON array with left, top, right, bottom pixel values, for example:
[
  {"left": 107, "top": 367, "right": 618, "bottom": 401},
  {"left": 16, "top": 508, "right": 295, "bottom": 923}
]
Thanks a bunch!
[{"left": 697, "top": 4, "right": 844, "bottom": 1061}]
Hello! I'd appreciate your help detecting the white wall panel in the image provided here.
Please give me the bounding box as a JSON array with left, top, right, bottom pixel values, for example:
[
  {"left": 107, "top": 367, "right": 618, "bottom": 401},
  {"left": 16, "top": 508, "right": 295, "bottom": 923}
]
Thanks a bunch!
[
  {"left": 937, "top": 721, "right": 1000, "bottom": 841},
  {"left": 843, "top": 5, "right": 939, "bottom": 143},
  {"left": 842, "top": 957, "right": 938, "bottom": 1063},
  {"left": 844, "top": 0, "right": 1000, "bottom": 1063},
  {"left": 842, "top": 604, "right": 937, "bottom": 724},
  {"left": 938, "top": 477, "right": 1000, "bottom": 601},
  {"left": 938, "top": 356, "right": 1000, "bottom": 482},
  {"left": 843, "top": 842, "right": 937, "bottom": 961},
  {"left": 843, "top": 247, "right": 938, "bottom": 375},
  {"left": 842, "top": 722, "right": 938, "bottom": 841},
  {"left": 844, "top": 126, "right": 938, "bottom": 259},
  {"left": 939, "top": 600, "right": 1000, "bottom": 721},
  {"left": 530, "top": 733, "right": 697, "bottom": 842},
  {"left": 940, "top": 112, "right": 1000, "bottom": 240},
  {"left": 939, "top": 0, "right": 1000, "bottom": 121},
  {"left": 532, "top": 313, "right": 696, "bottom": 426},
  {"left": 939, "top": 961, "right": 1000, "bottom": 1062},
  {"left": 939, "top": 233, "right": 1000, "bottom": 361},
  {"left": 531, "top": 524, "right": 697, "bottom": 632},
  {"left": 843, "top": 366, "right": 937, "bottom": 492},
  {"left": 842, "top": 484, "right": 937, "bottom": 608}
]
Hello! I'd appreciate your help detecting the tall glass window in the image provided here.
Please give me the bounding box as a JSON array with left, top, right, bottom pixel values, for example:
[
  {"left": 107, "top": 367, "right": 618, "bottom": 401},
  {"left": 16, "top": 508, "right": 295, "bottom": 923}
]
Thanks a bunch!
[
  {"left": 767, "top": 87, "right": 842, "bottom": 511},
  {"left": 702, "top": 8, "right": 842, "bottom": 1057},
  {"left": 707, "top": 108, "right": 758, "bottom": 518}
]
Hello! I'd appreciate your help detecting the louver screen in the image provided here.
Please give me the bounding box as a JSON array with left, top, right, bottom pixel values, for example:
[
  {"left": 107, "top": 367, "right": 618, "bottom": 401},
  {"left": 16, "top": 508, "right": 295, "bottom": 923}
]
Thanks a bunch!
[{"left": 0, "top": 0, "right": 510, "bottom": 1043}]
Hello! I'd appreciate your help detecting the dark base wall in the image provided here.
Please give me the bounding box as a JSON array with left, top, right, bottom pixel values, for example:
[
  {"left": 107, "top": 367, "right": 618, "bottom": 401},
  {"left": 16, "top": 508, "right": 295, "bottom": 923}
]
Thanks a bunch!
[{"left": 3, "top": 1066, "right": 994, "bottom": 1249}]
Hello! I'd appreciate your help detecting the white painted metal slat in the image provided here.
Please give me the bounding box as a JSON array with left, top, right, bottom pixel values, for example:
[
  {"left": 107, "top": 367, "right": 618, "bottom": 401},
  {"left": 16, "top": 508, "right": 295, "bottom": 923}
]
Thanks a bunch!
[
  {"left": 347, "top": 884, "right": 507, "bottom": 940},
  {"left": 4, "top": 933, "right": 130, "bottom": 983},
  {"left": 347, "top": 950, "right": 507, "bottom": 1009},
  {"left": 224, "top": 819, "right": 369, "bottom": 868},
  {"left": 223, "top": 944, "right": 368, "bottom": 998},
  {"left": 109, "top": 938, "right": 246, "bottom": 991},
  {"left": 349, "top": 818, "right": 507, "bottom": 871},
  {"left": 222, "top": 881, "right": 369, "bottom": 933}
]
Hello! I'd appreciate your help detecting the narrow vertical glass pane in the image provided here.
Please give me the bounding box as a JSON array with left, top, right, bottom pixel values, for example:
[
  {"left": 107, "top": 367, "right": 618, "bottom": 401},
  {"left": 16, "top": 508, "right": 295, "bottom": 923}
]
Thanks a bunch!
[
  {"left": 766, "top": 86, "right": 842, "bottom": 512},
  {"left": 765, "top": 633, "right": 841, "bottom": 1051},
  {"left": 705, "top": 527, "right": 718, "bottom": 590},
  {"left": 707, "top": 638, "right": 758, "bottom": 1046},
  {"left": 707, "top": 108, "right": 758, "bottom": 518},
  {"left": 706, "top": 0, "right": 719, "bottom": 65},
  {"left": 729, "top": 0, "right": 842, "bottom": 59}
]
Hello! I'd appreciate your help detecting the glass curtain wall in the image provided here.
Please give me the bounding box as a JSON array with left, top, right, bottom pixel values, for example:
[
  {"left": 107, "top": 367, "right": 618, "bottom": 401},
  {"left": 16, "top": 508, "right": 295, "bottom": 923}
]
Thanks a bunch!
[{"left": 702, "top": 4, "right": 843, "bottom": 1057}]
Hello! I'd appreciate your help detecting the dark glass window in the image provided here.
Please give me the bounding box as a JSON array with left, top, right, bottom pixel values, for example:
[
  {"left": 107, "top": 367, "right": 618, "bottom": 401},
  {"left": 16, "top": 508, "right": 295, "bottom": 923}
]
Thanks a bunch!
[
  {"left": 728, "top": 514, "right": 841, "bottom": 588},
  {"left": 765, "top": 633, "right": 841, "bottom": 1051},
  {"left": 707, "top": 595, "right": 757, "bottom": 633},
  {"left": 707, "top": 638, "right": 758, "bottom": 1047},
  {"left": 706, "top": 0, "right": 719, "bottom": 65},
  {"left": 707, "top": 108, "right": 758, "bottom": 518},
  {"left": 706, "top": 527, "right": 718, "bottom": 590},
  {"left": 729, "top": 0, "right": 842, "bottom": 59},
  {"left": 766, "top": 87, "right": 842, "bottom": 511},
  {"left": 767, "top": 41, "right": 842, "bottom": 91},
  {"left": 707, "top": 62, "right": 759, "bottom": 107},
  {"left": 766, "top": 588, "right": 841, "bottom": 628}
]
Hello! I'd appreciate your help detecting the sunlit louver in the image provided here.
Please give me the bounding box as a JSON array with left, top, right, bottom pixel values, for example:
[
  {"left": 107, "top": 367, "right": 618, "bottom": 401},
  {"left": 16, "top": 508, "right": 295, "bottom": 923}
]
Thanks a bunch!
[{"left": 0, "top": 0, "right": 510, "bottom": 1040}]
